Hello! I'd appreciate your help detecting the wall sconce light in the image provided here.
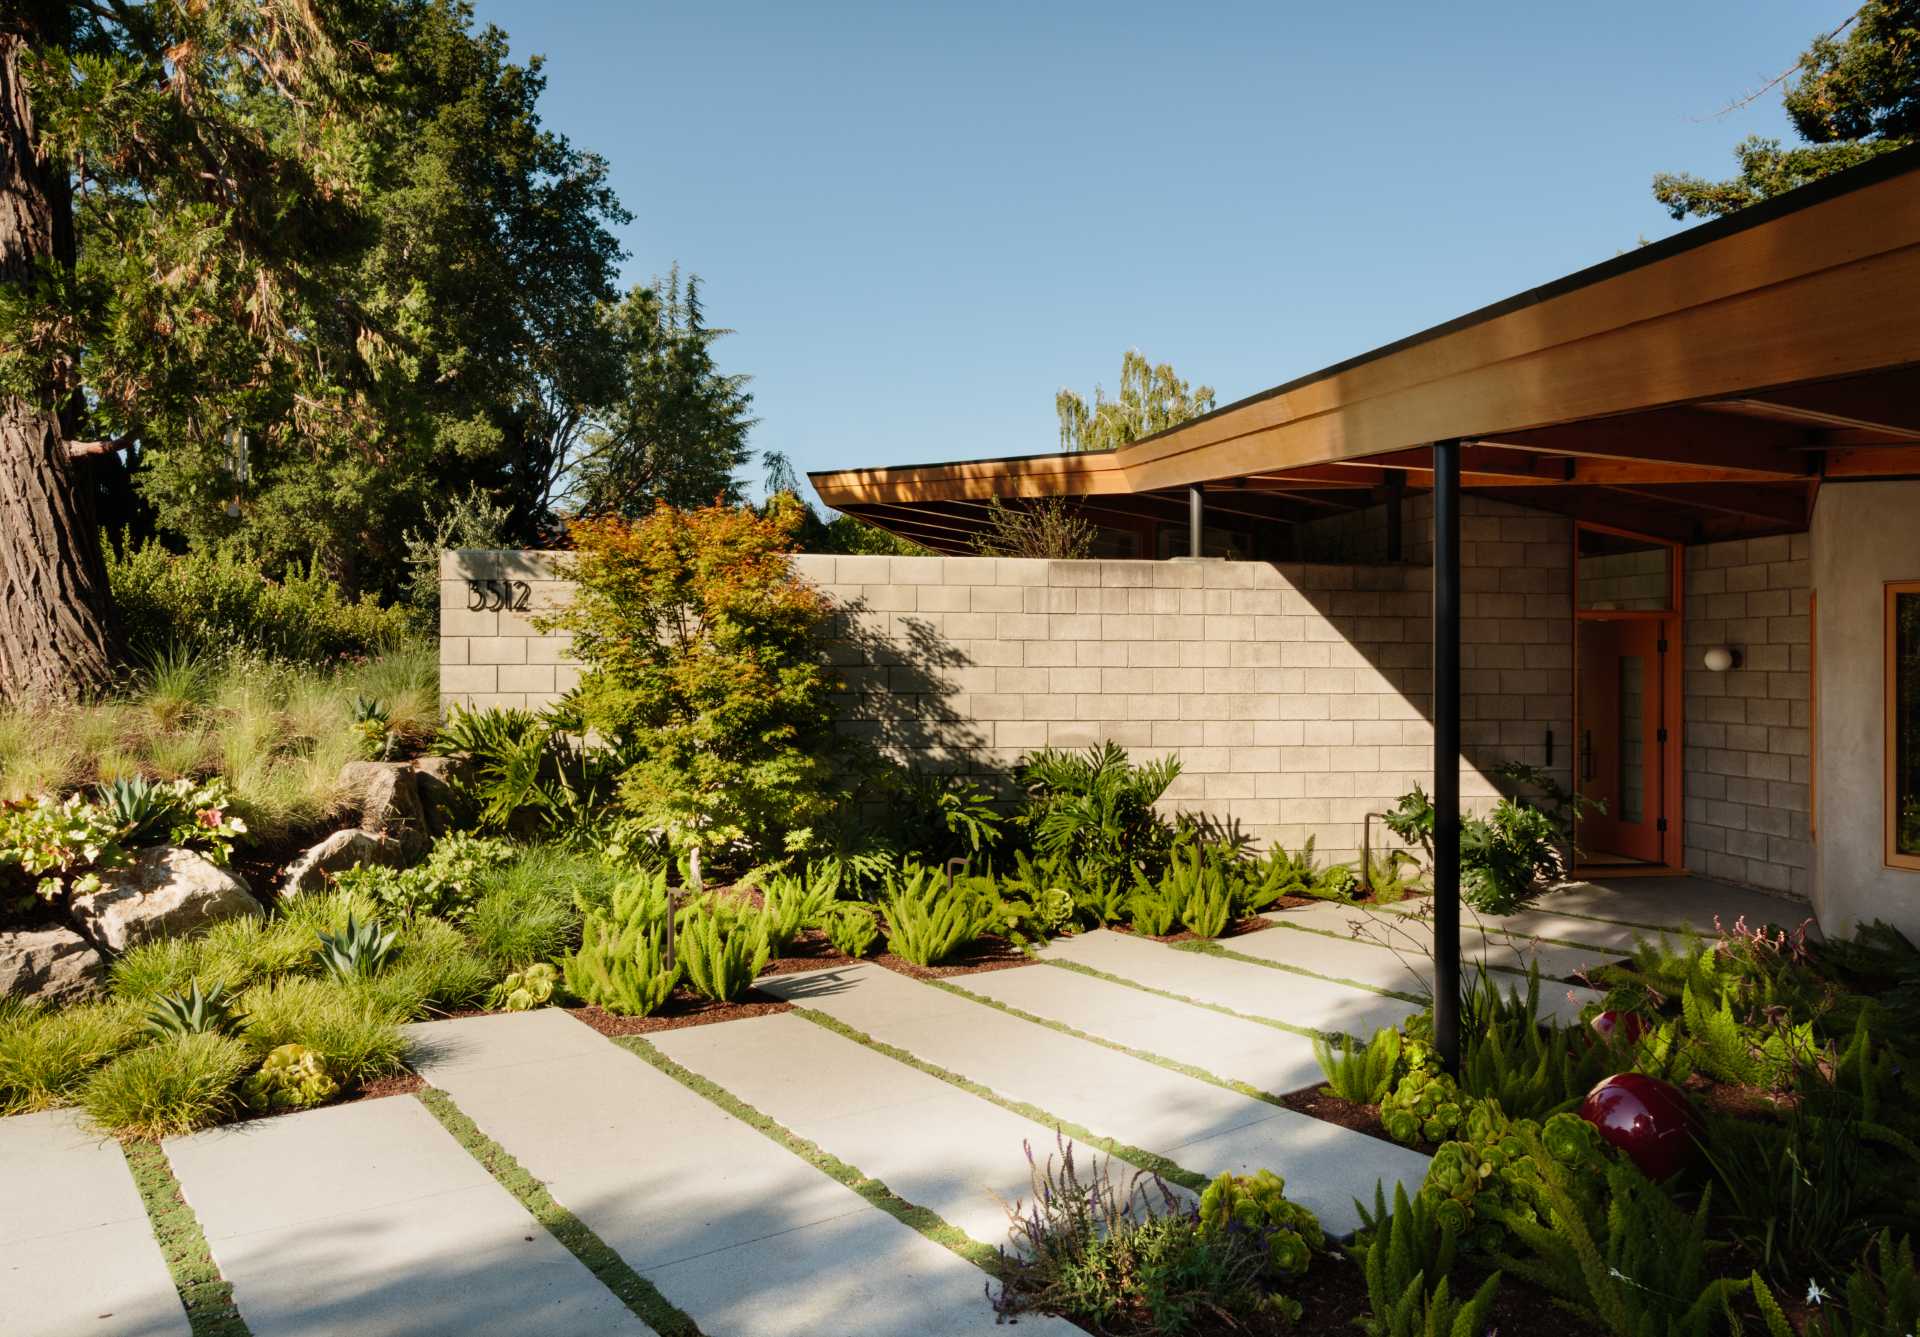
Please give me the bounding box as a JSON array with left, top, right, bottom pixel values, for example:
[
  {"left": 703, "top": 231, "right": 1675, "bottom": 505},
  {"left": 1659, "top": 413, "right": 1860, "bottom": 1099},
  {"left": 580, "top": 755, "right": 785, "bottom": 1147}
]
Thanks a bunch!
[{"left": 1703, "top": 645, "right": 1741, "bottom": 672}]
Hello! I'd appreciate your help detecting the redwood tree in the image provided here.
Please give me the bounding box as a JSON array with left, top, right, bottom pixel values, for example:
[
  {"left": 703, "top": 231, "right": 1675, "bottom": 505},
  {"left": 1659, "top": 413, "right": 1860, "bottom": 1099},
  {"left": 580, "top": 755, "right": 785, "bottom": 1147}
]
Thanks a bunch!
[{"left": 0, "top": 8, "right": 116, "bottom": 702}]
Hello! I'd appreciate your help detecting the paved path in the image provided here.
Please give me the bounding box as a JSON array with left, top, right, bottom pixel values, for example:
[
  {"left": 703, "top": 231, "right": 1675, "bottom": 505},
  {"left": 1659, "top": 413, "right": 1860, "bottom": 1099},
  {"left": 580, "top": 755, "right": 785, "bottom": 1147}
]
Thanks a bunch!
[
  {"left": 0, "top": 1109, "right": 188, "bottom": 1337},
  {"left": 756, "top": 963, "right": 1428, "bottom": 1235},
  {"left": 653, "top": 1011, "right": 1177, "bottom": 1246},
  {"left": 405, "top": 1009, "right": 1075, "bottom": 1337},
  {"left": 1036, "top": 928, "right": 1423, "bottom": 1036},
  {"left": 953, "top": 955, "right": 1327, "bottom": 1096},
  {"left": 166, "top": 1096, "right": 650, "bottom": 1337}
]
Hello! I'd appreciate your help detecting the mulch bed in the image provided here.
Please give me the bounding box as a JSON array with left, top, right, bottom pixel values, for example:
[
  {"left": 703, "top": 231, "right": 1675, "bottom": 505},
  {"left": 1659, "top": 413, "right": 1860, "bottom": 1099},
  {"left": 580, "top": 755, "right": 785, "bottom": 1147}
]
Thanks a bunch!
[
  {"left": 1277, "top": 1082, "right": 1443, "bottom": 1157},
  {"left": 874, "top": 934, "right": 1035, "bottom": 980},
  {"left": 566, "top": 989, "right": 792, "bottom": 1037},
  {"left": 758, "top": 928, "right": 859, "bottom": 976},
  {"left": 354, "top": 1072, "right": 426, "bottom": 1101}
]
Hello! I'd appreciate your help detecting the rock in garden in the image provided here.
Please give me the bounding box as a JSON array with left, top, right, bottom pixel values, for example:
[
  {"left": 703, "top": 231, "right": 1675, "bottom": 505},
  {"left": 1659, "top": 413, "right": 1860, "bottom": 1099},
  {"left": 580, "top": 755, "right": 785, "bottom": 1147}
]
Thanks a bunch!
[
  {"left": 408, "top": 755, "right": 464, "bottom": 837},
  {"left": 279, "top": 829, "right": 404, "bottom": 898},
  {"left": 70, "top": 847, "right": 263, "bottom": 953},
  {"left": 336, "top": 760, "right": 430, "bottom": 858},
  {"left": 0, "top": 925, "right": 108, "bottom": 1004}
]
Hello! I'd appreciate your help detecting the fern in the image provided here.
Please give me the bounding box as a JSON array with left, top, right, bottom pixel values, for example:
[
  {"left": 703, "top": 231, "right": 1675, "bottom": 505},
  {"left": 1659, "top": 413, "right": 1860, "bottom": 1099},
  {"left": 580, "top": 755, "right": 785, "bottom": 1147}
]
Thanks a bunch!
[
  {"left": 679, "top": 905, "right": 771, "bottom": 1002},
  {"left": 816, "top": 902, "right": 879, "bottom": 958},
  {"left": 1125, "top": 870, "right": 1181, "bottom": 936},
  {"left": 560, "top": 920, "right": 678, "bottom": 1016},
  {"left": 1170, "top": 844, "right": 1234, "bottom": 938},
  {"left": 1355, "top": 1181, "right": 1465, "bottom": 1337},
  {"left": 1314, "top": 1027, "right": 1402, "bottom": 1104},
  {"left": 1806, "top": 1230, "right": 1920, "bottom": 1337},
  {"left": 881, "top": 864, "right": 988, "bottom": 966}
]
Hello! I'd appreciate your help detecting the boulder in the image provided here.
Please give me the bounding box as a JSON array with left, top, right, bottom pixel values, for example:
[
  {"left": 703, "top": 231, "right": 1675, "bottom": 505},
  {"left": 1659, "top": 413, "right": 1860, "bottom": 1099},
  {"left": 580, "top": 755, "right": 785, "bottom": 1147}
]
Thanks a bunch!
[
  {"left": 336, "top": 761, "right": 430, "bottom": 857},
  {"left": 0, "top": 924, "right": 107, "bottom": 1005},
  {"left": 408, "top": 756, "right": 465, "bottom": 837},
  {"left": 279, "top": 829, "right": 405, "bottom": 898},
  {"left": 70, "top": 847, "right": 262, "bottom": 953}
]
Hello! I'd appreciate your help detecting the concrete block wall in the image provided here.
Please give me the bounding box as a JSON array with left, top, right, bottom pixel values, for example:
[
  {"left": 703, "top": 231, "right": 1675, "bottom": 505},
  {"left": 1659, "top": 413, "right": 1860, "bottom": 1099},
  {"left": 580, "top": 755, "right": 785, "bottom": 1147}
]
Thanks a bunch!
[
  {"left": 440, "top": 511, "right": 1571, "bottom": 865},
  {"left": 1681, "top": 534, "right": 1813, "bottom": 897}
]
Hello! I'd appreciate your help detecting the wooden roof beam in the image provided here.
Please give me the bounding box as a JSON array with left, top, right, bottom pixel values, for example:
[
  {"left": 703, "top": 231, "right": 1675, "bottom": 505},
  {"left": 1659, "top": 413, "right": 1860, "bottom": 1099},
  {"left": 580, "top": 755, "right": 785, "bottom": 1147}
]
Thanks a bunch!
[
  {"left": 1468, "top": 409, "right": 1816, "bottom": 480},
  {"left": 1699, "top": 369, "right": 1920, "bottom": 441}
]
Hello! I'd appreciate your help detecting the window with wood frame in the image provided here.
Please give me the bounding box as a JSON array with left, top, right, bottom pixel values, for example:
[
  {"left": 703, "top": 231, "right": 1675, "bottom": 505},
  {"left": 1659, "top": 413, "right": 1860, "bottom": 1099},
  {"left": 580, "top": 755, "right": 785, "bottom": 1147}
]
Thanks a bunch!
[{"left": 1891, "top": 582, "right": 1920, "bottom": 870}]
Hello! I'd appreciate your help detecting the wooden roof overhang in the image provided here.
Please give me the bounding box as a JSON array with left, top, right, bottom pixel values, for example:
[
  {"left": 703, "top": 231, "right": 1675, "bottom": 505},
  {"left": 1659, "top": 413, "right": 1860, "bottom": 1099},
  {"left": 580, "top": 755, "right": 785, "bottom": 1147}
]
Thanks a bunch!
[{"left": 811, "top": 146, "right": 1920, "bottom": 553}]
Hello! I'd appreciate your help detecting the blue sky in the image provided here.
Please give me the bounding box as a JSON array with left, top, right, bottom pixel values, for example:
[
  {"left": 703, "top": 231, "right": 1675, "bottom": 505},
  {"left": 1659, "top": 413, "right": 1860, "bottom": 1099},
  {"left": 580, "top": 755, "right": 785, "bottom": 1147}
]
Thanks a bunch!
[{"left": 470, "top": 1, "right": 1824, "bottom": 504}]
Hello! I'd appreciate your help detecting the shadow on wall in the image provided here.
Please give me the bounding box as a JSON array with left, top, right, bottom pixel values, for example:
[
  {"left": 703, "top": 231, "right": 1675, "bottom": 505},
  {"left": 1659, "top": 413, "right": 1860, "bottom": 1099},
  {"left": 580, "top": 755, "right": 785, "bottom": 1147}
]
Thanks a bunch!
[{"left": 824, "top": 598, "right": 988, "bottom": 772}]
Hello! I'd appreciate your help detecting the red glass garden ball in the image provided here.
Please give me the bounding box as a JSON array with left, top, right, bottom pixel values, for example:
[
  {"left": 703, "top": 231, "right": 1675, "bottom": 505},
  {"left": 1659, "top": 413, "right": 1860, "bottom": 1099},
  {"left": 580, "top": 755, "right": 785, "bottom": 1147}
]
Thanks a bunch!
[
  {"left": 1589, "top": 1010, "right": 1648, "bottom": 1045},
  {"left": 1579, "top": 1073, "right": 1699, "bottom": 1181}
]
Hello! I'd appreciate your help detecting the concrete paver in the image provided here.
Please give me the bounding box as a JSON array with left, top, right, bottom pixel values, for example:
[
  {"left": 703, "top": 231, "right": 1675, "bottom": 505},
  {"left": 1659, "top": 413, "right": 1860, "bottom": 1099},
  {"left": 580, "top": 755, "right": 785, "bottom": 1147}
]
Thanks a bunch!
[
  {"left": 405, "top": 1009, "right": 1077, "bottom": 1337},
  {"left": 1035, "top": 928, "right": 1422, "bottom": 1038},
  {"left": 653, "top": 1011, "right": 1175, "bottom": 1246},
  {"left": 0, "top": 1108, "right": 188, "bottom": 1337},
  {"left": 756, "top": 963, "right": 1428, "bottom": 1235},
  {"left": 165, "top": 1095, "right": 653, "bottom": 1337},
  {"left": 953, "top": 959, "right": 1326, "bottom": 1096}
]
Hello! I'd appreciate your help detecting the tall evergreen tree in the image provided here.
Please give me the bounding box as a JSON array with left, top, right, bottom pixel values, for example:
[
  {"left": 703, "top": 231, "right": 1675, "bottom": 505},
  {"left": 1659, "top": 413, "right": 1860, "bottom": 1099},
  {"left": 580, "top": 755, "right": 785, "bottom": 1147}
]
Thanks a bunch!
[
  {"left": 1056, "top": 349, "right": 1215, "bottom": 452},
  {"left": 568, "top": 268, "right": 758, "bottom": 515},
  {"left": 1653, "top": 1, "right": 1919, "bottom": 219}
]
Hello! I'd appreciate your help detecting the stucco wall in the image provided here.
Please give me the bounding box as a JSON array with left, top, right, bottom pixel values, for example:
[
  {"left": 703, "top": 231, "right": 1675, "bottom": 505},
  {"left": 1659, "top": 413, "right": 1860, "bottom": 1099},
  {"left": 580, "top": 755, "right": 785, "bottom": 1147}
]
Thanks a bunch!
[
  {"left": 440, "top": 533, "right": 1572, "bottom": 865},
  {"left": 1813, "top": 480, "right": 1920, "bottom": 938}
]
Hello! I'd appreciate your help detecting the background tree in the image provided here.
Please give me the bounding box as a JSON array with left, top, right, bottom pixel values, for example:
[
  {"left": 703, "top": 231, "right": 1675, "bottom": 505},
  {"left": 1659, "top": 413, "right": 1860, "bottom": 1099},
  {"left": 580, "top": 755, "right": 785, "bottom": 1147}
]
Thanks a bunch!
[
  {"left": 1653, "top": 1, "right": 1918, "bottom": 218},
  {"left": 971, "top": 498, "right": 1097, "bottom": 560},
  {"left": 1056, "top": 349, "right": 1215, "bottom": 452},
  {"left": 1, "top": 0, "right": 386, "bottom": 703},
  {"left": 567, "top": 269, "right": 757, "bottom": 516}
]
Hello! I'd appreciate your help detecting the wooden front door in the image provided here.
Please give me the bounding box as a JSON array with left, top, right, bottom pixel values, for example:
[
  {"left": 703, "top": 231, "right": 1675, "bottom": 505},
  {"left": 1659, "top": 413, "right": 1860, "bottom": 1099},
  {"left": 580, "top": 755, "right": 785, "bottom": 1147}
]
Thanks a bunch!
[{"left": 1577, "top": 618, "right": 1668, "bottom": 863}]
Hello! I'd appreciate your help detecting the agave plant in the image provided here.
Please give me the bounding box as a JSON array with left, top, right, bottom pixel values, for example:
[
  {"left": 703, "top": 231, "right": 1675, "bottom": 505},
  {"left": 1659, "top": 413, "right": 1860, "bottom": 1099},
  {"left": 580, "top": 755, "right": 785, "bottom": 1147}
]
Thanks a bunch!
[
  {"left": 349, "top": 695, "right": 395, "bottom": 760},
  {"left": 144, "top": 979, "right": 240, "bottom": 1038},
  {"left": 93, "top": 776, "right": 184, "bottom": 849},
  {"left": 314, "top": 914, "right": 398, "bottom": 982}
]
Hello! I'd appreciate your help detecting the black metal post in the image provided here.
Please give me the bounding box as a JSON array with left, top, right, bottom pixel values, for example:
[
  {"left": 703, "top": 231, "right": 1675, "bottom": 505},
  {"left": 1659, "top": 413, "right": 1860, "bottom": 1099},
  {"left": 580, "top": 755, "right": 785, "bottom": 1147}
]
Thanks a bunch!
[
  {"left": 1188, "top": 486, "right": 1204, "bottom": 558},
  {"left": 1432, "top": 439, "right": 1462, "bottom": 1074}
]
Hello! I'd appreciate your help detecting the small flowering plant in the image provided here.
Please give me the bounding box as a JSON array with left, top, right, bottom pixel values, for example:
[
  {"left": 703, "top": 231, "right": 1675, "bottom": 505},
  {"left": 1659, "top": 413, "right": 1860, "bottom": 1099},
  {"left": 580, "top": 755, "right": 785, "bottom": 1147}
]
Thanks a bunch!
[
  {"left": 0, "top": 792, "right": 128, "bottom": 903},
  {"left": 161, "top": 778, "right": 247, "bottom": 866}
]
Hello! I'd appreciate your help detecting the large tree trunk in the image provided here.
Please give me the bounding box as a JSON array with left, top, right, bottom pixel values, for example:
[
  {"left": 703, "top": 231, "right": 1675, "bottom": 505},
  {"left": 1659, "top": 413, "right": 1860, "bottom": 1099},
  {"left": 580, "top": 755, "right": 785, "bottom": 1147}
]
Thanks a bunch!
[{"left": 0, "top": 26, "right": 120, "bottom": 705}]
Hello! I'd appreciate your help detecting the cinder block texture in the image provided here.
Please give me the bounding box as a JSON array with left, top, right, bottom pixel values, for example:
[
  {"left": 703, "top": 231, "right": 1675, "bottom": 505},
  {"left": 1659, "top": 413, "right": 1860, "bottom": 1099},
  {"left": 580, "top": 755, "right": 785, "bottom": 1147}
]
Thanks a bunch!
[
  {"left": 1682, "top": 535, "right": 1812, "bottom": 898},
  {"left": 440, "top": 495, "right": 1573, "bottom": 865}
]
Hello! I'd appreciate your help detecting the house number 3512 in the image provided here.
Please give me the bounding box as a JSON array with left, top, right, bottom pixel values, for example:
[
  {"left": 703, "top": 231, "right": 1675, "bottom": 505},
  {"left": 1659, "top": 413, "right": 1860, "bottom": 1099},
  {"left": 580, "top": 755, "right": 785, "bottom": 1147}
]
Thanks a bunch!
[{"left": 466, "top": 579, "right": 530, "bottom": 612}]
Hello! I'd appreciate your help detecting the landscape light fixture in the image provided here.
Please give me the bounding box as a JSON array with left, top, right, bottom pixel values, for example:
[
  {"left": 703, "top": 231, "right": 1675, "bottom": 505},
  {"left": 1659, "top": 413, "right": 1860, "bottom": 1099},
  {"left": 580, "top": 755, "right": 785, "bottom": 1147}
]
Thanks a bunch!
[{"left": 1702, "top": 645, "right": 1741, "bottom": 672}]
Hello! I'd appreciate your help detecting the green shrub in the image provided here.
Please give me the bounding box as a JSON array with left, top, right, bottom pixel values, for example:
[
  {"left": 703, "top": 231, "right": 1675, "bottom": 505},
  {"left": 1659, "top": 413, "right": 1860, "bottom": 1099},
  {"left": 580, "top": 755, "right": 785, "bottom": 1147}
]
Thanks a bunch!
[
  {"left": 560, "top": 875, "right": 680, "bottom": 1015},
  {"left": 816, "top": 902, "right": 879, "bottom": 958},
  {"left": 464, "top": 851, "right": 586, "bottom": 968},
  {"left": 1016, "top": 742, "right": 1180, "bottom": 882},
  {"left": 1314, "top": 1027, "right": 1402, "bottom": 1104},
  {"left": 242, "top": 1043, "right": 339, "bottom": 1113},
  {"left": 1251, "top": 837, "right": 1359, "bottom": 905},
  {"left": 238, "top": 977, "right": 407, "bottom": 1085},
  {"left": 761, "top": 868, "right": 836, "bottom": 952},
  {"left": 545, "top": 504, "right": 844, "bottom": 870},
  {"left": 1381, "top": 1064, "right": 1471, "bottom": 1147},
  {"left": 108, "top": 539, "right": 410, "bottom": 664},
  {"left": 0, "top": 1000, "right": 143, "bottom": 1113},
  {"left": 1196, "top": 1169, "right": 1323, "bottom": 1286},
  {"left": 1126, "top": 871, "right": 1182, "bottom": 936},
  {"left": 1353, "top": 1182, "right": 1466, "bottom": 1337},
  {"left": 334, "top": 832, "right": 515, "bottom": 921},
  {"left": 1162, "top": 843, "right": 1233, "bottom": 938},
  {"left": 991, "top": 1137, "right": 1271, "bottom": 1334},
  {"left": 82, "top": 1032, "right": 254, "bottom": 1137},
  {"left": 1381, "top": 785, "right": 1564, "bottom": 916},
  {"left": 880, "top": 863, "right": 988, "bottom": 966},
  {"left": 679, "top": 904, "right": 771, "bottom": 1002},
  {"left": 355, "top": 917, "right": 494, "bottom": 1019}
]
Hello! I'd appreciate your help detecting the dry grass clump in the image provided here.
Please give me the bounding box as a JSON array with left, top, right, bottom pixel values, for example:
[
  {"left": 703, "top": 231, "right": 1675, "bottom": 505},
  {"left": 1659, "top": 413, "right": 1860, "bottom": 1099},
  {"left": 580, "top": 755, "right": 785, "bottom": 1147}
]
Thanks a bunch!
[{"left": 0, "top": 642, "right": 437, "bottom": 838}]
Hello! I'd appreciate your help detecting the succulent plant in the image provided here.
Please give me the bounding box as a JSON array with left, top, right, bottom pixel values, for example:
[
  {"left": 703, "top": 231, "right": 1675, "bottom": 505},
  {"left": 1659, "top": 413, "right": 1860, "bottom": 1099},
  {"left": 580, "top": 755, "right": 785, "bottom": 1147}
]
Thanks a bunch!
[
  {"left": 242, "top": 1044, "right": 340, "bottom": 1113},
  {"left": 1198, "top": 1168, "right": 1324, "bottom": 1281},
  {"left": 143, "top": 979, "right": 240, "bottom": 1038},
  {"left": 314, "top": 913, "right": 398, "bottom": 981},
  {"left": 488, "top": 962, "right": 557, "bottom": 1012}
]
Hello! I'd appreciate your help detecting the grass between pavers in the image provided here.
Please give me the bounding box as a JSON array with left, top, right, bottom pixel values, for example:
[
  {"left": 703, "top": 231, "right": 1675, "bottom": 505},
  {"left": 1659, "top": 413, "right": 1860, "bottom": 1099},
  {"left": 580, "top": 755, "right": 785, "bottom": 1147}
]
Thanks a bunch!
[
  {"left": 1040, "top": 958, "right": 1338, "bottom": 1041},
  {"left": 1258, "top": 916, "right": 1602, "bottom": 984},
  {"left": 789, "top": 1005, "right": 1211, "bottom": 1195},
  {"left": 614, "top": 1036, "right": 1011, "bottom": 1280},
  {"left": 926, "top": 975, "right": 1287, "bottom": 1108},
  {"left": 413, "top": 1088, "right": 702, "bottom": 1337},
  {"left": 120, "top": 1139, "right": 250, "bottom": 1337},
  {"left": 1356, "top": 898, "right": 1674, "bottom": 949},
  {"left": 1176, "top": 939, "right": 1429, "bottom": 1005}
]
